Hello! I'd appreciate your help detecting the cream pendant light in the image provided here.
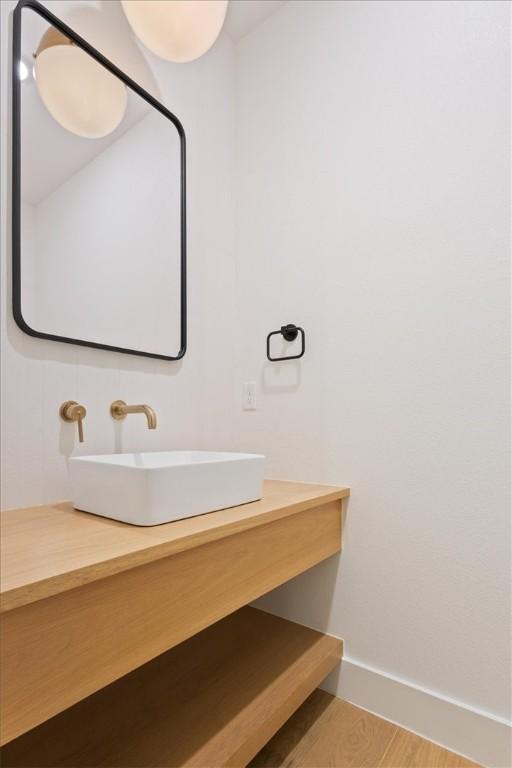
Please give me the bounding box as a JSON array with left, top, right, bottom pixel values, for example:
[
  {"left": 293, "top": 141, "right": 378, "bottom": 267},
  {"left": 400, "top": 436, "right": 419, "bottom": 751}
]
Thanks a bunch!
[
  {"left": 34, "top": 28, "right": 128, "bottom": 139},
  {"left": 121, "top": 0, "right": 228, "bottom": 63}
]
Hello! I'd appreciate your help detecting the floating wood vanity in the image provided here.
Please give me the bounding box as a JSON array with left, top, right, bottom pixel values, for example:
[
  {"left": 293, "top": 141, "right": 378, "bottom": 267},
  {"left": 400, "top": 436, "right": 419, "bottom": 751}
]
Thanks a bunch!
[{"left": 0, "top": 479, "right": 349, "bottom": 766}]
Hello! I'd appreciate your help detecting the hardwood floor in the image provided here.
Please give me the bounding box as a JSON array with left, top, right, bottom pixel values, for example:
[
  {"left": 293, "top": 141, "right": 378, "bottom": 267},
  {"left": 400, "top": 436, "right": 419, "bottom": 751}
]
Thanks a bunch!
[{"left": 249, "top": 690, "right": 481, "bottom": 768}]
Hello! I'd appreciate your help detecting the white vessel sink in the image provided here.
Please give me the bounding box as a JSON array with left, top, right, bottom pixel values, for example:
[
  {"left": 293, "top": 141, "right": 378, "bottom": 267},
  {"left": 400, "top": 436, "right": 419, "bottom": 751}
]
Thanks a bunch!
[{"left": 68, "top": 451, "right": 265, "bottom": 526}]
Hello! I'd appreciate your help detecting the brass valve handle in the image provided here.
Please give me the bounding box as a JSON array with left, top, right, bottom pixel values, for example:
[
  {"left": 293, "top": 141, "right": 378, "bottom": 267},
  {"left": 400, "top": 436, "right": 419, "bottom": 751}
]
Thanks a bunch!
[{"left": 59, "top": 400, "right": 86, "bottom": 443}]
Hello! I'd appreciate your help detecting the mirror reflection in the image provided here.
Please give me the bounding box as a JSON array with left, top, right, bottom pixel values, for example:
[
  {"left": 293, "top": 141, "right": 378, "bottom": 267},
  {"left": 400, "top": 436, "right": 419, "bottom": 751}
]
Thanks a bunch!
[{"left": 17, "top": 6, "right": 185, "bottom": 359}]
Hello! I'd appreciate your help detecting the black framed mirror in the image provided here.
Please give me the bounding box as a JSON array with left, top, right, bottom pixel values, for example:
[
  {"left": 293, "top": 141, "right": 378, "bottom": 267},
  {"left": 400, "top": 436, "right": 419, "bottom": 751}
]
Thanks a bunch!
[{"left": 12, "top": 0, "right": 187, "bottom": 361}]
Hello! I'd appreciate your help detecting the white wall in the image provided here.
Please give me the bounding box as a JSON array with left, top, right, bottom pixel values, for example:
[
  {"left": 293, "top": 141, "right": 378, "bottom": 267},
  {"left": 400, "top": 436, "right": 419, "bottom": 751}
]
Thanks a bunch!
[
  {"left": 235, "top": 1, "right": 511, "bottom": 764},
  {"left": 1, "top": 0, "right": 238, "bottom": 509}
]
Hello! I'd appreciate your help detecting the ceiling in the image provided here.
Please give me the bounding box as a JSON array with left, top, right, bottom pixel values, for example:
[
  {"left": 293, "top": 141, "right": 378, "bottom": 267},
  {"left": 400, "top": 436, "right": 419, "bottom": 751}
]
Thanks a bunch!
[{"left": 224, "top": 0, "right": 288, "bottom": 42}]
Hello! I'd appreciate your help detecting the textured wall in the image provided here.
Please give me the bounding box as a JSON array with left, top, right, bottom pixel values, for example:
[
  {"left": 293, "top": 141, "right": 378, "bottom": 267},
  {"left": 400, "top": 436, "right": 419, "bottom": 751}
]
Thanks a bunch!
[{"left": 235, "top": 0, "right": 511, "bottom": 730}]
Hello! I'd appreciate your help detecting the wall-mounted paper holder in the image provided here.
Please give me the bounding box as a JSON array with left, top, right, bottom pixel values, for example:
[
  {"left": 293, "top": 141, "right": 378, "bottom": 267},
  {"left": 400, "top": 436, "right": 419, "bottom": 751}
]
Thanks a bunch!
[{"left": 266, "top": 324, "right": 305, "bottom": 362}]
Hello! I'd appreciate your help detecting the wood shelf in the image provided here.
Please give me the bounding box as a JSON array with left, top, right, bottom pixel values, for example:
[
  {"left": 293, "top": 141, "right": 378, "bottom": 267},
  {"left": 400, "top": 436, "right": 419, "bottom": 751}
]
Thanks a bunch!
[{"left": 1, "top": 607, "right": 342, "bottom": 768}]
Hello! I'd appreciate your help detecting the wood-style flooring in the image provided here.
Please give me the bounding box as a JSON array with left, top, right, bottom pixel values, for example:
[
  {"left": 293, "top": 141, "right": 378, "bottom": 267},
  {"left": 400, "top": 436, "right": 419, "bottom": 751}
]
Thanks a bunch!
[{"left": 249, "top": 690, "right": 482, "bottom": 768}]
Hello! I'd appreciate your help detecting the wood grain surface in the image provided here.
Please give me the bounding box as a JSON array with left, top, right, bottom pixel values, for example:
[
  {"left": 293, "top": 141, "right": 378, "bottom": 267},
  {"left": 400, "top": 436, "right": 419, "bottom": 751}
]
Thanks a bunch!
[
  {"left": 250, "top": 690, "right": 482, "bottom": 768},
  {"left": 1, "top": 607, "right": 342, "bottom": 768},
  {"left": 1, "top": 479, "right": 349, "bottom": 612},
  {"left": 1, "top": 500, "right": 342, "bottom": 744}
]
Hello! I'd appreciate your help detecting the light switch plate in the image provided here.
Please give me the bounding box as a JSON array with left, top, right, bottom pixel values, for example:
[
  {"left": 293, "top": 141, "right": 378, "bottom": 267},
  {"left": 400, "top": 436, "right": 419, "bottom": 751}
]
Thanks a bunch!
[{"left": 243, "top": 381, "right": 257, "bottom": 410}]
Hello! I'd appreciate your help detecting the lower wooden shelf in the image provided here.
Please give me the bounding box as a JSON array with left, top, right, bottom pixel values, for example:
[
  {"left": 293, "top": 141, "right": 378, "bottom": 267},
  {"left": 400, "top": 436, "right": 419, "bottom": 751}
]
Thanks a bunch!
[{"left": 1, "top": 606, "right": 342, "bottom": 768}]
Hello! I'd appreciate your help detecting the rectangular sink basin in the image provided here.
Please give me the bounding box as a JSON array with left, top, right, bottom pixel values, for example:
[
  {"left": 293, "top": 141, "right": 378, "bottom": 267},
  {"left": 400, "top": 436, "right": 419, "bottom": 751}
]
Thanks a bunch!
[{"left": 68, "top": 451, "right": 265, "bottom": 526}]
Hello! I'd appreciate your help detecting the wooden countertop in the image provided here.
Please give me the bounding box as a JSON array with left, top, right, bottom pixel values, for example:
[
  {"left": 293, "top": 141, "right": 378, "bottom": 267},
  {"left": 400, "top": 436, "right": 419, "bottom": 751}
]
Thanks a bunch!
[{"left": 0, "top": 479, "right": 349, "bottom": 613}]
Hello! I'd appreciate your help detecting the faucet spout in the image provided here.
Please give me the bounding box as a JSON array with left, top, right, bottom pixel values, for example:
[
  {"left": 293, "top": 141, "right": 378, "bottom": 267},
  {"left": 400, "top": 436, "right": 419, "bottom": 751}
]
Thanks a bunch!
[
  {"left": 129, "top": 404, "right": 157, "bottom": 430},
  {"left": 110, "top": 400, "right": 157, "bottom": 429}
]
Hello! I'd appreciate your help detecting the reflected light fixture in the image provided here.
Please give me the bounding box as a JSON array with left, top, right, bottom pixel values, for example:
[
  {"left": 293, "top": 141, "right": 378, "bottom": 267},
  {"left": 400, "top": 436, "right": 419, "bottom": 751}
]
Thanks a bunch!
[
  {"left": 18, "top": 60, "right": 29, "bottom": 81},
  {"left": 121, "top": 0, "right": 228, "bottom": 63},
  {"left": 33, "top": 27, "right": 128, "bottom": 139}
]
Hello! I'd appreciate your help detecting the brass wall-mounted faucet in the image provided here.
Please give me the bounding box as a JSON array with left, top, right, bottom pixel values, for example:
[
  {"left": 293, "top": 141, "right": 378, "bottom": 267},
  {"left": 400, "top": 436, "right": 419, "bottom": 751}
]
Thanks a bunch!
[
  {"left": 60, "top": 400, "right": 87, "bottom": 442},
  {"left": 110, "top": 400, "right": 157, "bottom": 430}
]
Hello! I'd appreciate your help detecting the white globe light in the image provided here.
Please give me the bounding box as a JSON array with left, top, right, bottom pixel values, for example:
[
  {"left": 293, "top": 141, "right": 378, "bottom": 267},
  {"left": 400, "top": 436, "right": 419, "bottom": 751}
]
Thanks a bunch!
[
  {"left": 121, "top": 0, "right": 228, "bottom": 63},
  {"left": 34, "top": 39, "right": 127, "bottom": 139}
]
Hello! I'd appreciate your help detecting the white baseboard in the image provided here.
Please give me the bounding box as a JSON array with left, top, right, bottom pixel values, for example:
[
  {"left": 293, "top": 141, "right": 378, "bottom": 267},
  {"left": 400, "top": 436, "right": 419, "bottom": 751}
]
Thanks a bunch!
[{"left": 321, "top": 657, "right": 511, "bottom": 768}]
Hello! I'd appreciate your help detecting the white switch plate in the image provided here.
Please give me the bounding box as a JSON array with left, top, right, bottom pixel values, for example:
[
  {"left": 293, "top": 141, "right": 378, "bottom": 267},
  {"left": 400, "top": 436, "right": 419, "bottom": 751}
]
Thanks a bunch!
[{"left": 243, "top": 381, "right": 257, "bottom": 410}]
